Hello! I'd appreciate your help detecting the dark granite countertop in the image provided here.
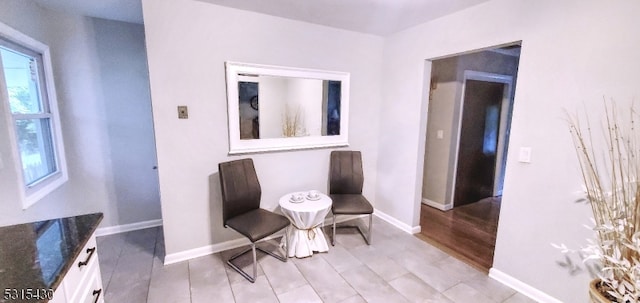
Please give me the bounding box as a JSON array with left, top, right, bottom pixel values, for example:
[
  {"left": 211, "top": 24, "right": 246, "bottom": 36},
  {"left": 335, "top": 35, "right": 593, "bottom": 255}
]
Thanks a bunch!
[{"left": 0, "top": 213, "right": 103, "bottom": 303}]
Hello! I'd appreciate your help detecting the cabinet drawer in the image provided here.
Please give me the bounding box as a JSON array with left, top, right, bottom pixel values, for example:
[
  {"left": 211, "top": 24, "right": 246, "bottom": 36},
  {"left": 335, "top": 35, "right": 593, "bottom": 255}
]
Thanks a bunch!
[
  {"left": 48, "top": 282, "right": 67, "bottom": 303},
  {"left": 75, "top": 268, "right": 104, "bottom": 303},
  {"left": 63, "top": 235, "right": 100, "bottom": 299}
]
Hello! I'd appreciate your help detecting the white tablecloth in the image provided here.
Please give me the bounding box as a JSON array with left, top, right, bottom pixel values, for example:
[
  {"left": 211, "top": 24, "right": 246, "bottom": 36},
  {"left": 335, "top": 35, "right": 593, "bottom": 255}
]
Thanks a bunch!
[{"left": 279, "top": 191, "right": 332, "bottom": 258}]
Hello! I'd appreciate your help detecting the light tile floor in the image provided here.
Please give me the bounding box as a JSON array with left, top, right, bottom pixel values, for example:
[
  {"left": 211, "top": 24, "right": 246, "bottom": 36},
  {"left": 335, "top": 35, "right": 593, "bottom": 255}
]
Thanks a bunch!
[{"left": 97, "top": 217, "right": 537, "bottom": 303}]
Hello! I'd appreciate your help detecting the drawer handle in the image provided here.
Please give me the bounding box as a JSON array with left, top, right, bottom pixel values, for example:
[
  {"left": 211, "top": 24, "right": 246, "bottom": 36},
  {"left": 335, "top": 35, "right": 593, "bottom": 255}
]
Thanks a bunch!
[
  {"left": 78, "top": 247, "right": 96, "bottom": 267},
  {"left": 92, "top": 289, "right": 102, "bottom": 303}
]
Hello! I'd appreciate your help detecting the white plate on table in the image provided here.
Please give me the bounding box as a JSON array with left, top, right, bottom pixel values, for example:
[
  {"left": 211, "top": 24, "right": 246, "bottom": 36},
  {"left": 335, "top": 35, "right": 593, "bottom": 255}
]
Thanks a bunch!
[
  {"left": 289, "top": 196, "right": 305, "bottom": 203},
  {"left": 306, "top": 195, "right": 321, "bottom": 201}
]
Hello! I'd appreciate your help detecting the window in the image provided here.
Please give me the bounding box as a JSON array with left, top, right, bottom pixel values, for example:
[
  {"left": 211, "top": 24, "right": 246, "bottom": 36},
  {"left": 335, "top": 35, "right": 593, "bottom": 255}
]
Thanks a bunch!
[{"left": 0, "top": 23, "right": 67, "bottom": 208}]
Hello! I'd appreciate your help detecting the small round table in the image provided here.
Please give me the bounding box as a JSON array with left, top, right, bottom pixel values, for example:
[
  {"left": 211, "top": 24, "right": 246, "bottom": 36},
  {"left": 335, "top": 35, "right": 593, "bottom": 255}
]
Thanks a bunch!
[{"left": 279, "top": 191, "right": 332, "bottom": 258}]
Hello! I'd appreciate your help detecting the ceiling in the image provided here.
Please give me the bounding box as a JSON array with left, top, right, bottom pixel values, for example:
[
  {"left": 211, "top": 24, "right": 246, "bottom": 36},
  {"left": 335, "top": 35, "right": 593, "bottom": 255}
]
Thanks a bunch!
[
  {"left": 32, "top": 0, "right": 490, "bottom": 36},
  {"left": 32, "top": 0, "right": 144, "bottom": 25}
]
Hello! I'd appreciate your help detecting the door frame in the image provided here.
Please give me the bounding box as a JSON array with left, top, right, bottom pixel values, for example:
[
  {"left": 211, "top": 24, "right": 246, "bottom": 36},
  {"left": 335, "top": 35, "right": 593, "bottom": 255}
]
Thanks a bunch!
[{"left": 450, "top": 70, "right": 514, "bottom": 204}]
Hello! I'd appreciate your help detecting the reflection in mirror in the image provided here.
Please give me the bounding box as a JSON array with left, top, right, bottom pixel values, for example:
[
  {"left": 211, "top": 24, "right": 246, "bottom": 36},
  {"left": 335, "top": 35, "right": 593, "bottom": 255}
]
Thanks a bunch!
[
  {"left": 238, "top": 75, "right": 341, "bottom": 140},
  {"left": 225, "top": 62, "right": 349, "bottom": 154}
]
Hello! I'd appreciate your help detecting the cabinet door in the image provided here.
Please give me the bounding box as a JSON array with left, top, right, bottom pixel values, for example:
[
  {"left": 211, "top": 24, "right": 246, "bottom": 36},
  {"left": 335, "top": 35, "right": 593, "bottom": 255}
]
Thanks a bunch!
[
  {"left": 48, "top": 282, "right": 67, "bottom": 303},
  {"left": 64, "top": 235, "right": 99, "bottom": 296},
  {"left": 77, "top": 269, "right": 104, "bottom": 303},
  {"left": 66, "top": 232, "right": 104, "bottom": 303}
]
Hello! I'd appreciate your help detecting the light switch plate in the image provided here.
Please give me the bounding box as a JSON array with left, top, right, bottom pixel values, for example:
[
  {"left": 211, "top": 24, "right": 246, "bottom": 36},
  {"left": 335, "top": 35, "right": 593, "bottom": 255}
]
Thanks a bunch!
[
  {"left": 436, "top": 130, "right": 444, "bottom": 139},
  {"left": 178, "top": 106, "right": 188, "bottom": 119},
  {"left": 518, "top": 147, "right": 532, "bottom": 163}
]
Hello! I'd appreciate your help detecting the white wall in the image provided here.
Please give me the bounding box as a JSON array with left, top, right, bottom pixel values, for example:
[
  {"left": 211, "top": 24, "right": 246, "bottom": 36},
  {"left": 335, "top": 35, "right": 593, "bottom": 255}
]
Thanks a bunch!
[
  {"left": 422, "top": 79, "right": 459, "bottom": 205},
  {"left": 377, "top": 0, "right": 640, "bottom": 301},
  {"left": 0, "top": 0, "right": 161, "bottom": 228},
  {"left": 142, "top": 0, "right": 384, "bottom": 257},
  {"left": 91, "top": 18, "right": 162, "bottom": 226}
]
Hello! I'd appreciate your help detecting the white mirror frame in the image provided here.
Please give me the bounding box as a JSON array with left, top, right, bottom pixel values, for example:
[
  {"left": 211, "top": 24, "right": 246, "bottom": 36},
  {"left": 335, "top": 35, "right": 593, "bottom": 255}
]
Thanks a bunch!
[{"left": 225, "top": 61, "right": 350, "bottom": 154}]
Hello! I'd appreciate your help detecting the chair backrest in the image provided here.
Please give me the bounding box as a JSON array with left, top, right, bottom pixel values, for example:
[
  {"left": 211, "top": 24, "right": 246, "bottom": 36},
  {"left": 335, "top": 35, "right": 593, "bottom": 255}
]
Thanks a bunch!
[
  {"left": 218, "top": 158, "right": 261, "bottom": 226},
  {"left": 329, "top": 150, "right": 364, "bottom": 195}
]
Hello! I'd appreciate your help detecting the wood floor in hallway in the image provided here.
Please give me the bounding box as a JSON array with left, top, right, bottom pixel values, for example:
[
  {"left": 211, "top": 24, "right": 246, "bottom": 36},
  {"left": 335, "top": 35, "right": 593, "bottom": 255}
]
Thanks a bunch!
[{"left": 416, "top": 197, "right": 501, "bottom": 272}]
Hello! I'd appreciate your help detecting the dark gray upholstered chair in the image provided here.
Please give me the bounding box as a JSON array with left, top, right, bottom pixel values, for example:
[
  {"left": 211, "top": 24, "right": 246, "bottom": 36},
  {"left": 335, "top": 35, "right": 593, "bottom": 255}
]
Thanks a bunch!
[
  {"left": 218, "top": 158, "right": 290, "bottom": 283},
  {"left": 329, "top": 150, "right": 373, "bottom": 246}
]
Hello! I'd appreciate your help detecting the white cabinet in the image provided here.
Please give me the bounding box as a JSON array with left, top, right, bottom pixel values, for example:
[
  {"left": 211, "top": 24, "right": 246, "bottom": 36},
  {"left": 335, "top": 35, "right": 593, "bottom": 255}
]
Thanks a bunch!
[
  {"left": 49, "top": 232, "right": 103, "bottom": 303},
  {"left": 48, "top": 285, "right": 66, "bottom": 303},
  {"left": 76, "top": 269, "right": 104, "bottom": 303}
]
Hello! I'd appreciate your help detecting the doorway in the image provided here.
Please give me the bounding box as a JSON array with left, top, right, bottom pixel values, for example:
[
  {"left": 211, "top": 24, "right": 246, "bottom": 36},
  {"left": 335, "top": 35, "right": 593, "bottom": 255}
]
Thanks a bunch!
[
  {"left": 454, "top": 72, "right": 513, "bottom": 206},
  {"left": 418, "top": 44, "right": 520, "bottom": 271}
]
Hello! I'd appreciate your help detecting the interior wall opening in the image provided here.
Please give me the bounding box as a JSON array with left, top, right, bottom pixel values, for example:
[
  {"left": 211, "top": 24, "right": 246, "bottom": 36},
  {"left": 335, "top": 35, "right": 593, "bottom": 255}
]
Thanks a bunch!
[{"left": 417, "top": 43, "right": 521, "bottom": 272}]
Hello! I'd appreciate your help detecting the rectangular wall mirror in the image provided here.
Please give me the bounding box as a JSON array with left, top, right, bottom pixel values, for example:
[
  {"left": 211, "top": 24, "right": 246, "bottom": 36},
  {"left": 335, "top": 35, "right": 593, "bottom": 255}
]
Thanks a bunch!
[{"left": 225, "top": 61, "right": 350, "bottom": 154}]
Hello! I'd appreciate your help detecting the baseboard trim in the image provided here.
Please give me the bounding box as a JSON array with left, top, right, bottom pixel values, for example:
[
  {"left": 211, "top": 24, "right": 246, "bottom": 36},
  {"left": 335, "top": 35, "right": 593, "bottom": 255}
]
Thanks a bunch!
[
  {"left": 164, "top": 237, "right": 250, "bottom": 265},
  {"left": 374, "top": 209, "right": 421, "bottom": 234},
  {"left": 489, "top": 268, "right": 562, "bottom": 303},
  {"left": 95, "top": 219, "right": 163, "bottom": 237},
  {"left": 164, "top": 215, "right": 374, "bottom": 265},
  {"left": 422, "top": 198, "right": 453, "bottom": 211}
]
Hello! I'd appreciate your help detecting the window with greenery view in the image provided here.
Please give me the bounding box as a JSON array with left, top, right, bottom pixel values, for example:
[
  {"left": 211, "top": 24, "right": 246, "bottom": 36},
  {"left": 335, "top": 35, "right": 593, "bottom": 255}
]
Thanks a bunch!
[{"left": 0, "top": 30, "right": 66, "bottom": 208}]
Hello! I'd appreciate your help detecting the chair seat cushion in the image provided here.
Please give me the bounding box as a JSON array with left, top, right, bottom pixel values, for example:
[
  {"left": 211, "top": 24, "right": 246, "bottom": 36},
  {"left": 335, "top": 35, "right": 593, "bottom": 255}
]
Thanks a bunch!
[
  {"left": 226, "top": 208, "right": 290, "bottom": 242},
  {"left": 330, "top": 194, "right": 373, "bottom": 215}
]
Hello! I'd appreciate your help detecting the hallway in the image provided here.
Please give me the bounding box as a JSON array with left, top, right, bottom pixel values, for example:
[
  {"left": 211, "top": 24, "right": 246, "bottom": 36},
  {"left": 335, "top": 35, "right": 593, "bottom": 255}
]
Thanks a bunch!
[{"left": 416, "top": 197, "right": 501, "bottom": 272}]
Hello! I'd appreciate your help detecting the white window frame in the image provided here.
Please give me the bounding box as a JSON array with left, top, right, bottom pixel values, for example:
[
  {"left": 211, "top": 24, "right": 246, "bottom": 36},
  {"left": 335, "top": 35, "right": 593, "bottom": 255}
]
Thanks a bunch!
[{"left": 0, "top": 22, "right": 67, "bottom": 209}]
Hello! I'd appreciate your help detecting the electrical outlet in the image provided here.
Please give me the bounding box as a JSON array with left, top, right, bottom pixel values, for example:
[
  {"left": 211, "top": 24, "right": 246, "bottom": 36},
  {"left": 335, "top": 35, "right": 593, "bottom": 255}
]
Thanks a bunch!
[{"left": 178, "top": 106, "right": 188, "bottom": 119}]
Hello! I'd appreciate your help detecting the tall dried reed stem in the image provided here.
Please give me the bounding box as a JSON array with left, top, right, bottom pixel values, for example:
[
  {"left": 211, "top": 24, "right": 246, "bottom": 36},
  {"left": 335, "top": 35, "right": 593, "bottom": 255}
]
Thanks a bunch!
[{"left": 568, "top": 102, "right": 640, "bottom": 302}]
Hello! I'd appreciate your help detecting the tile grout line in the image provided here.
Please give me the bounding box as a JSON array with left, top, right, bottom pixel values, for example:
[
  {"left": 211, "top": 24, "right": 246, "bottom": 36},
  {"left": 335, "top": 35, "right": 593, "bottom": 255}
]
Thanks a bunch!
[
  {"left": 103, "top": 219, "right": 534, "bottom": 303},
  {"left": 289, "top": 256, "right": 325, "bottom": 303},
  {"left": 145, "top": 227, "right": 160, "bottom": 303},
  {"left": 257, "top": 256, "right": 280, "bottom": 302},
  {"left": 334, "top": 238, "right": 383, "bottom": 302},
  {"left": 333, "top": 254, "right": 404, "bottom": 303},
  {"left": 372, "top": 271, "right": 416, "bottom": 303},
  {"left": 100, "top": 233, "right": 126, "bottom": 294},
  {"left": 223, "top": 252, "right": 239, "bottom": 303},
  {"left": 326, "top": 234, "right": 381, "bottom": 302},
  {"left": 337, "top": 233, "right": 447, "bottom": 303},
  {"left": 187, "top": 260, "right": 193, "bottom": 303}
]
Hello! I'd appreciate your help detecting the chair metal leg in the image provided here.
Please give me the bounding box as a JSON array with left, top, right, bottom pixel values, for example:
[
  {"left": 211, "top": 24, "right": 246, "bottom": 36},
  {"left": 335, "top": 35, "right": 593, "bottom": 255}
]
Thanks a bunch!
[
  {"left": 366, "top": 213, "right": 372, "bottom": 245},
  {"left": 283, "top": 228, "right": 288, "bottom": 261},
  {"left": 331, "top": 214, "right": 372, "bottom": 246},
  {"left": 332, "top": 214, "right": 337, "bottom": 246},
  {"left": 226, "top": 234, "right": 288, "bottom": 283},
  {"left": 227, "top": 245, "right": 256, "bottom": 283},
  {"left": 251, "top": 244, "right": 257, "bottom": 279}
]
